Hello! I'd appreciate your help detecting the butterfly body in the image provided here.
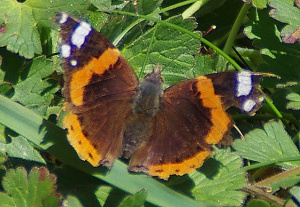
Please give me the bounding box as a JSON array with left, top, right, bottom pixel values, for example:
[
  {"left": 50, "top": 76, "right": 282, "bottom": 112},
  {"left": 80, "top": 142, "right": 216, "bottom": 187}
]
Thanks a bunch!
[{"left": 57, "top": 12, "right": 266, "bottom": 179}]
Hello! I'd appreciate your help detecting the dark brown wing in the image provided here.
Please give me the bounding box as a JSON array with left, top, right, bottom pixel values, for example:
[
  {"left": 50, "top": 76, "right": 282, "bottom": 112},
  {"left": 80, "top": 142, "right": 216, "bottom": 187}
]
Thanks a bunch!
[
  {"left": 57, "top": 13, "right": 138, "bottom": 167},
  {"left": 129, "top": 72, "right": 264, "bottom": 179}
]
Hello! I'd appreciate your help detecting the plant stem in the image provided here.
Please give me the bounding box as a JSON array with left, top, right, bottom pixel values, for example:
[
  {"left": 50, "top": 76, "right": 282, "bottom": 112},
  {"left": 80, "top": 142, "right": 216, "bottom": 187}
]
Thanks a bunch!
[{"left": 223, "top": 3, "right": 251, "bottom": 54}]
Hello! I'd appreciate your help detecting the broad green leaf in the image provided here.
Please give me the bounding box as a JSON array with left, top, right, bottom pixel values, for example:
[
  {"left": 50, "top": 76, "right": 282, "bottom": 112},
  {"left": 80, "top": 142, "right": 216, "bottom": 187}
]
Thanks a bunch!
[
  {"left": 95, "top": 185, "right": 114, "bottom": 206},
  {"left": 232, "top": 47, "right": 265, "bottom": 70},
  {"left": 53, "top": 164, "right": 107, "bottom": 207},
  {"left": 0, "top": 193, "right": 14, "bottom": 207},
  {"left": 280, "top": 25, "right": 300, "bottom": 44},
  {"left": 244, "top": 8, "right": 300, "bottom": 54},
  {"left": 193, "top": 52, "right": 228, "bottom": 76},
  {"left": 256, "top": 50, "right": 299, "bottom": 119},
  {"left": 0, "top": 167, "right": 60, "bottom": 207},
  {"left": 12, "top": 56, "right": 58, "bottom": 116},
  {"left": 90, "top": 0, "right": 128, "bottom": 12},
  {"left": 258, "top": 53, "right": 300, "bottom": 88},
  {"left": 0, "top": 152, "right": 5, "bottom": 171},
  {"left": 286, "top": 92, "right": 300, "bottom": 110},
  {"left": 233, "top": 121, "right": 300, "bottom": 169},
  {"left": 244, "top": 8, "right": 282, "bottom": 51},
  {"left": 0, "top": 124, "right": 6, "bottom": 143},
  {"left": 252, "top": 0, "right": 268, "bottom": 9},
  {"left": 0, "top": 136, "right": 45, "bottom": 164},
  {"left": 0, "top": 82, "right": 13, "bottom": 96},
  {"left": 123, "top": 16, "right": 201, "bottom": 86},
  {"left": 0, "top": 48, "right": 25, "bottom": 85},
  {"left": 62, "top": 196, "right": 84, "bottom": 207},
  {"left": 290, "top": 186, "right": 300, "bottom": 203},
  {"left": 246, "top": 199, "right": 270, "bottom": 207},
  {"left": 0, "top": 0, "right": 42, "bottom": 58},
  {"left": 0, "top": 0, "right": 89, "bottom": 58},
  {"left": 269, "top": 0, "right": 300, "bottom": 43},
  {"left": 118, "top": 189, "right": 147, "bottom": 207},
  {"left": 27, "top": 0, "right": 90, "bottom": 28},
  {"left": 100, "top": 0, "right": 162, "bottom": 46},
  {"left": 191, "top": 149, "right": 247, "bottom": 206}
]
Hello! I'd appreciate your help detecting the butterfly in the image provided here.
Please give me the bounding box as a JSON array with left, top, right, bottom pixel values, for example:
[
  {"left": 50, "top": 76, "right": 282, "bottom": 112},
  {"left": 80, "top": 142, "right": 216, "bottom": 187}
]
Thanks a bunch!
[{"left": 57, "top": 12, "right": 267, "bottom": 179}]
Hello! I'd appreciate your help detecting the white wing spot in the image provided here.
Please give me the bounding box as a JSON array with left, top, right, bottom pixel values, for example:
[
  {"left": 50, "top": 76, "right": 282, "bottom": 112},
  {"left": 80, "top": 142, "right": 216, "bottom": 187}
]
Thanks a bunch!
[
  {"left": 237, "top": 71, "right": 252, "bottom": 97},
  {"left": 60, "top": 44, "right": 71, "bottom": 58},
  {"left": 71, "top": 21, "right": 91, "bottom": 48},
  {"left": 59, "top": 13, "right": 68, "bottom": 24},
  {"left": 243, "top": 99, "right": 256, "bottom": 113},
  {"left": 70, "top": 59, "right": 77, "bottom": 66}
]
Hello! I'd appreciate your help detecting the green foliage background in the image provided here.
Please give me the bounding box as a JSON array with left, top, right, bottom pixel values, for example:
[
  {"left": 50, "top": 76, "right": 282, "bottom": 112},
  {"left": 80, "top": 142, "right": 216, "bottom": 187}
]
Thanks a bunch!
[{"left": 0, "top": 0, "right": 299, "bottom": 206}]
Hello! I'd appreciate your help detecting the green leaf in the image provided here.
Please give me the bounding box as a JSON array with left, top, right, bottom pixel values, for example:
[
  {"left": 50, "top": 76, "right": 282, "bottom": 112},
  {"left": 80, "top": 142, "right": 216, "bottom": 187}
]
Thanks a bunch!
[
  {"left": 100, "top": 0, "right": 162, "bottom": 46},
  {"left": 233, "top": 121, "right": 300, "bottom": 169},
  {"left": 0, "top": 48, "right": 25, "bottom": 85},
  {"left": 252, "top": 0, "right": 268, "bottom": 9},
  {"left": 0, "top": 152, "right": 6, "bottom": 171},
  {"left": 0, "top": 0, "right": 42, "bottom": 58},
  {"left": 194, "top": 52, "right": 229, "bottom": 75},
  {"left": 269, "top": 0, "right": 300, "bottom": 43},
  {"left": 258, "top": 53, "right": 300, "bottom": 88},
  {"left": 123, "top": 16, "right": 201, "bottom": 86},
  {"left": 0, "top": 136, "right": 45, "bottom": 164},
  {"left": 280, "top": 25, "right": 300, "bottom": 44},
  {"left": 286, "top": 92, "right": 300, "bottom": 110},
  {"left": 95, "top": 185, "right": 114, "bottom": 206},
  {"left": 62, "top": 195, "right": 84, "bottom": 207},
  {"left": 0, "top": 193, "right": 14, "bottom": 207},
  {"left": 244, "top": 7, "right": 300, "bottom": 54},
  {"left": 0, "top": 124, "right": 6, "bottom": 143},
  {"left": 191, "top": 149, "right": 247, "bottom": 206},
  {"left": 0, "top": 82, "right": 13, "bottom": 96},
  {"left": 0, "top": 166, "right": 60, "bottom": 207},
  {"left": 12, "top": 56, "right": 58, "bottom": 116},
  {"left": 0, "top": 0, "right": 89, "bottom": 58},
  {"left": 246, "top": 199, "right": 270, "bottom": 207},
  {"left": 244, "top": 8, "right": 282, "bottom": 51},
  {"left": 118, "top": 189, "right": 147, "bottom": 207},
  {"left": 290, "top": 186, "right": 300, "bottom": 203},
  {"left": 27, "top": 0, "right": 90, "bottom": 28},
  {"left": 90, "top": 0, "right": 129, "bottom": 12}
]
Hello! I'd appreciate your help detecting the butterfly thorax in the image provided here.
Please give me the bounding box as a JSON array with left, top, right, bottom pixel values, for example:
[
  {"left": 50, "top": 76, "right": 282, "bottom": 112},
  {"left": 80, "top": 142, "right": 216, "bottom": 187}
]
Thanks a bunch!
[
  {"left": 133, "top": 67, "right": 163, "bottom": 117},
  {"left": 123, "top": 66, "right": 163, "bottom": 158}
]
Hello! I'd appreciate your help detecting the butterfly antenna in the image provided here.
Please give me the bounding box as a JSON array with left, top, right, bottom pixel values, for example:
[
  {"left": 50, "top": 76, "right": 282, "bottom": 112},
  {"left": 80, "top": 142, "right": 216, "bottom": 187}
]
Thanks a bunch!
[{"left": 203, "top": 25, "right": 216, "bottom": 36}]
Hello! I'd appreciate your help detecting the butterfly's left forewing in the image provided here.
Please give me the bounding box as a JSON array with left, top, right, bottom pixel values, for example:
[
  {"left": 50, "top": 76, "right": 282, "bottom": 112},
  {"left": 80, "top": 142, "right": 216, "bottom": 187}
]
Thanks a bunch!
[{"left": 57, "top": 12, "right": 139, "bottom": 167}]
